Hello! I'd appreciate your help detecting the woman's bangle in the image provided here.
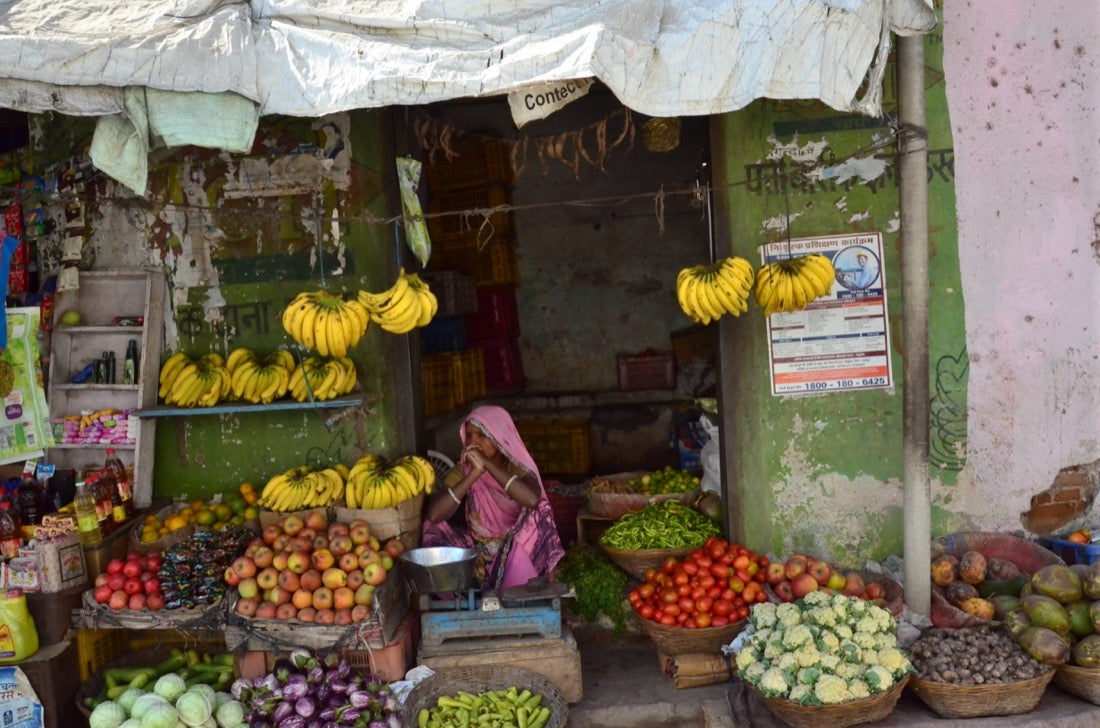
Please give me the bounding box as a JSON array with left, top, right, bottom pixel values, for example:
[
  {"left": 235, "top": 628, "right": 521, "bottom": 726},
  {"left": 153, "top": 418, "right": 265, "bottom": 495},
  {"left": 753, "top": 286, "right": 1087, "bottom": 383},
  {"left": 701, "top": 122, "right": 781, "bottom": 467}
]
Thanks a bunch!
[
  {"left": 504, "top": 474, "right": 519, "bottom": 493},
  {"left": 446, "top": 487, "right": 462, "bottom": 505}
]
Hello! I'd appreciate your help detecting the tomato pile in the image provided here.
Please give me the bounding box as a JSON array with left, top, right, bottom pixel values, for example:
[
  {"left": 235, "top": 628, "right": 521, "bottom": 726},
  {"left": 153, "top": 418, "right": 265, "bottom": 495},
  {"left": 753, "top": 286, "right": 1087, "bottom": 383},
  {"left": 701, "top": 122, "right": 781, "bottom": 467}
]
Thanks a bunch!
[{"left": 627, "top": 537, "right": 769, "bottom": 629}]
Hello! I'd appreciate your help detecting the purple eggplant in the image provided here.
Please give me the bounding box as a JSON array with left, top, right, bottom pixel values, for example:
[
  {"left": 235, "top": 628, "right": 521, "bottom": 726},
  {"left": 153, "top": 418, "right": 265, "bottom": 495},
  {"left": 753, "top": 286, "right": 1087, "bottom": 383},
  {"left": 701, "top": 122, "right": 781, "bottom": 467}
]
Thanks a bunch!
[
  {"left": 249, "top": 719, "right": 273, "bottom": 728},
  {"left": 319, "top": 706, "right": 337, "bottom": 722},
  {"left": 296, "top": 696, "right": 317, "bottom": 718},
  {"left": 272, "top": 700, "right": 296, "bottom": 724},
  {"left": 315, "top": 684, "right": 332, "bottom": 705},
  {"left": 308, "top": 665, "right": 326, "bottom": 684},
  {"left": 281, "top": 716, "right": 307, "bottom": 728},
  {"left": 282, "top": 678, "right": 310, "bottom": 702},
  {"left": 231, "top": 678, "right": 253, "bottom": 701},
  {"left": 347, "top": 690, "right": 373, "bottom": 710},
  {"left": 328, "top": 677, "right": 349, "bottom": 695},
  {"left": 336, "top": 706, "right": 361, "bottom": 724}
]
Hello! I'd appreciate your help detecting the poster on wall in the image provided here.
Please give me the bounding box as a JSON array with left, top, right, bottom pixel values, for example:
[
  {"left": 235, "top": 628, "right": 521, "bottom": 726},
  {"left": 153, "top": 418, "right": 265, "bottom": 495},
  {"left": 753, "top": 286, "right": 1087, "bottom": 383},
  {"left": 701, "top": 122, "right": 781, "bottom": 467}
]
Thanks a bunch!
[
  {"left": 0, "top": 308, "right": 54, "bottom": 464},
  {"left": 762, "top": 232, "right": 893, "bottom": 397}
]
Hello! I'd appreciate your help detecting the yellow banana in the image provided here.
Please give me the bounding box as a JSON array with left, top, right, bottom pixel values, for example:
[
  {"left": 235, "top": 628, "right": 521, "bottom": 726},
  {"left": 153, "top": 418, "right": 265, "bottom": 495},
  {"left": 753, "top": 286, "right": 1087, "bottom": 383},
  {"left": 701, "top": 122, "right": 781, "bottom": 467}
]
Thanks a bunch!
[
  {"left": 158, "top": 352, "right": 192, "bottom": 396},
  {"left": 314, "top": 308, "right": 331, "bottom": 357},
  {"left": 225, "top": 347, "right": 255, "bottom": 374}
]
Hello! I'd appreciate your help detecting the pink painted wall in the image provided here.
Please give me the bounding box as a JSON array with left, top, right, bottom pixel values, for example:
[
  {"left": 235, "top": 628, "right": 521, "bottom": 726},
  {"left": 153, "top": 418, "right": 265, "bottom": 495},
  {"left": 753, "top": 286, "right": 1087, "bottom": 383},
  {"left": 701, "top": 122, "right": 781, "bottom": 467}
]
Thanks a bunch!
[{"left": 943, "top": 1, "right": 1100, "bottom": 526}]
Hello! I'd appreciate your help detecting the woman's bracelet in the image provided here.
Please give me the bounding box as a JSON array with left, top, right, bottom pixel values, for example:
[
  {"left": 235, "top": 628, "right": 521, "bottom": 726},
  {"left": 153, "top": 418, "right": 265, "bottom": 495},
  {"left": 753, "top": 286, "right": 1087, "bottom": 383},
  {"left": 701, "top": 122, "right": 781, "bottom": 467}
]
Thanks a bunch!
[
  {"left": 504, "top": 474, "right": 519, "bottom": 493},
  {"left": 446, "top": 487, "right": 462, "bottom": 505}
]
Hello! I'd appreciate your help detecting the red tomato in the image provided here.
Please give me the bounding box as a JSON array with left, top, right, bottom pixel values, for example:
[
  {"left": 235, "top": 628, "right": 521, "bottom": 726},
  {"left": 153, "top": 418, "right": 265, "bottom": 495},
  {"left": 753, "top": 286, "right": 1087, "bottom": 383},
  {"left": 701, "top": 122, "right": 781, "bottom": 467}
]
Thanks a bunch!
[
  {"left": 691, "top": 586, "right": 707, "bottom": 601},
  {"left": 742, "top": 583, "right": 759, "bottom": 604},
  {"left": 673, "top": 571, "right": 690, "bottom": 586},
  {"left": 681, "top": 561, "right": 699, "bottom": 576},
  {"left": 728, "top": 575, "right": 745, "bottom": 593},
  {"left": 709, "top": 542, "right": 727, "bottom": 561},
  {"left": 639, "top": 604, "right": 655, "bottom": 620},
  {"left": 678, "top": 596, "right": 695, "bottom": 613},
  {"left": 677, "top": 583, "right": 693, "bottom": 597},
  {"left": 745, "top": 561, "right": 759, "bottom": 577},
  {"left": 661, "top": 588, "right": 679, "bottom": 604},
  {"left": 695, "top": 595, "right": 714, "bottom": 613},
  {"left": 698, "top": 575, "right": 716, "bottom": 590},
  {"left": 712, "top": 614, "right": 729, "bottom": 627},
  {"left": 644, "top": 568, "right": 659, "bottom": 583},
  {"left": 736, "top": 568, "right": 752, "bottom": 584},
  {"left": 755, "top": 589, "right": 768, "bottom": 603},
  {"left": 677, "top": 611, "right": 690, "bottom": 625},
  {"left": 736, "top": 606, "right": 750, "bottom": 620},
  {"left": 732, "top": 554, "right": 751, "bottom": 571},
  {"left": 709, "top": 562, "right": 730, "bottom": 579},
  {"left": 757, "top": 555, "right": 770, "bottom": 568},
  {"left": 660, "top": 614, "right": 677, "bottom": 626},
  {"left": 661, "top": 556, "right": 679, "bottom": 575},
  {"left": 712, "top": 598, "right": 733, "bottom": 617},
  {"left": 695, "top": 555, "right": 713, "bottom": 569},
  {"left": 721, "top": 588, "right": 736, "bottom": 602},
  {"left": 753, "top": 570, "right": 767, "bottom": 583},
  {"left": 638, "top": 583, "right": 656, "bottom": 600},
  {"left": 628, "top": 590, "right": 642, "bottom": 606},
  {"left": 706, "top": 586, "right": 723, "bottom": 599},
  {"left": 694, "top": 612, "right": 713, "bottom": 628},
  {"left": 664, "top": 603, "right": 681, "bottom": 617}
]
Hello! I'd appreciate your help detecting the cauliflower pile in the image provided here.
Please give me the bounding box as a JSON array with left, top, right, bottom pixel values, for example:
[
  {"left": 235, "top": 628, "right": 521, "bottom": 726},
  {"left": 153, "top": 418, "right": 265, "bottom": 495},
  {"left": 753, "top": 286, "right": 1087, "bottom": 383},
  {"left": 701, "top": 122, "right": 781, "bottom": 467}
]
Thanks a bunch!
[{"left": 736, "top": 591, "right": 913, "bottom": 706}]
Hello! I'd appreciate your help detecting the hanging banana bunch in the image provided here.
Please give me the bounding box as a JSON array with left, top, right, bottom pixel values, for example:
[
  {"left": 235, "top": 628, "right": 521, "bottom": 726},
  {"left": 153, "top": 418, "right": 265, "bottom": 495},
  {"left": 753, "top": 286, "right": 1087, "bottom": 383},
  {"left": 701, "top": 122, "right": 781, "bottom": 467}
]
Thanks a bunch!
[
  {"left": 281, "top": 289, "right": 370, "bottom": 356},
  {"left": 753, "top": 254, "right": 836, "bottom": 317},
  {"left": 358, "top": 268, "right": 439, "bottom": 334},
  {"left": 344, "top": 453, "right": 436, "bottom": 510},
  {"left": 675, "top": 256, "right": 756, "bottom": 325},
  {"left": 225, "top": 348, "right": 296, "bottom": 404},
  {"left": 158, "top": 353, "right": 232, "bottom": 407},
  {"left": 288, "top": 355, "right": 358, "bottom": 402}
]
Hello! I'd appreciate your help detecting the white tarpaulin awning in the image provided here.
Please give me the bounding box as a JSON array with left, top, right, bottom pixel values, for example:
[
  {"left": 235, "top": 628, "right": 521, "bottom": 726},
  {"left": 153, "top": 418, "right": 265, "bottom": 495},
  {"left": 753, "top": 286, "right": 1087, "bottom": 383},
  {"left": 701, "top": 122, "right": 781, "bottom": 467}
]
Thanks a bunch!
[{"left": 0, "top": 0, "right": 935, "bottom": 192}]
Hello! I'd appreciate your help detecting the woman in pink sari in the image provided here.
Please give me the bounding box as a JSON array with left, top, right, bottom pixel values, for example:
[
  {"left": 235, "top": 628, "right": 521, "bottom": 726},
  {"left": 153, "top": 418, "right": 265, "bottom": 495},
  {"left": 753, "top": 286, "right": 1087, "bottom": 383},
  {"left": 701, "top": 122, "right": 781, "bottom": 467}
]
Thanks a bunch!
[{"left": 422, "top": 405, "right": 565, "bottom": 591}]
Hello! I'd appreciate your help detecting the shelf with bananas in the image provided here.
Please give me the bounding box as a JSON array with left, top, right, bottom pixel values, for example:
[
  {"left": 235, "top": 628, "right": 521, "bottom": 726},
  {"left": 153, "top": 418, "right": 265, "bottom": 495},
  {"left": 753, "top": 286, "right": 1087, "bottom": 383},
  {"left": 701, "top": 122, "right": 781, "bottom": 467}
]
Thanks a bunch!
[
  {"left": 676, "top": 253, "right": 836, "bottom": 322},
  {"left": 255, "top": 454, "right": 435, "bottom": 514}
]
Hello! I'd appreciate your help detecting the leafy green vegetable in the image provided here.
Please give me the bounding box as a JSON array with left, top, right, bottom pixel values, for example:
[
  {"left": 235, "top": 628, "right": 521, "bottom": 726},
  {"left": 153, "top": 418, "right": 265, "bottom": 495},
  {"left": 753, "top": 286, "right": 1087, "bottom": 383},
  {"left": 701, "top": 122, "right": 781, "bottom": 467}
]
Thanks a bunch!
[{"left": 557, "top": 544, "right": 630, "bottom": 633}]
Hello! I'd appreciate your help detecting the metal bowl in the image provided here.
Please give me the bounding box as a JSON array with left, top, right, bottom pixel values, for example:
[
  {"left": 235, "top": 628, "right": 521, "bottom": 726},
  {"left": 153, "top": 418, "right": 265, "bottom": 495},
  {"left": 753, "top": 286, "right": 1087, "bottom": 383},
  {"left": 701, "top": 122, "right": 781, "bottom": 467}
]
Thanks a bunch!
[{"left": 399, "top": 546, "right": 477, "bottom": 593}]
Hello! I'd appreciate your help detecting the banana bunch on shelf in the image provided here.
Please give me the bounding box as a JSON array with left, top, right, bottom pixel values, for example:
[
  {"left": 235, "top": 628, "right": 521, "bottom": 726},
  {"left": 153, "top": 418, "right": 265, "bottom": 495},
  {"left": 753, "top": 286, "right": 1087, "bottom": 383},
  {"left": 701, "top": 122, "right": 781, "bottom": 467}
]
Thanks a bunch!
[
  {"left": 256, "top": 465, "right": 346, "bottom": 512},
  {"left": 753, "top": 254, "right": 835, "bottom": 316},
  {"left": 358, "top": 268, "right": 438, "bottom": 334},
  {"left": 281, "top": 289, "right": 370, "bottom": 357},
  {"left": 226, "top": 348, "right": 296, "bottom": 404},
  {"left": 158, "top": 353, "right": 232, "bottom": 407},
  {"left": 344, "top": 453, "right": 436, "bottom": 510},
  {"left": 675, "top": 256, "right": 756, "bottom": 324},
  {"left": 288, "top": 355, "right": 357, "bottom": 402}
]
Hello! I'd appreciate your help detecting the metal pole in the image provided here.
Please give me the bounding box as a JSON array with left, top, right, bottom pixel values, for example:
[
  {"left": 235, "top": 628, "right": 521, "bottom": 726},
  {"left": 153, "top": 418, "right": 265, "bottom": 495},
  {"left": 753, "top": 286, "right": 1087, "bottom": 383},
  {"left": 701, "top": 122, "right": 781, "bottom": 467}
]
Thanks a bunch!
[{"left": 898, "top": 34, "right": 931, "bottom": 617}]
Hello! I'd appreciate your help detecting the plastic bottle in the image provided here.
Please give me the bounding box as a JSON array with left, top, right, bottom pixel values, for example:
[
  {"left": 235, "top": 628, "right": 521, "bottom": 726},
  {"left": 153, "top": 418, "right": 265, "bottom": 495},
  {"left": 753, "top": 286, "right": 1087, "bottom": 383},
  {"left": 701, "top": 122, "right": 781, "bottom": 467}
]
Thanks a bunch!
[
  {"left": 123, "top": 339, "right": 139, "bottom": 385},
  {"left": 103, "top": 448, "right": 134, "bottom": 517},
  {"left": 85, "top": 473, "right": 112, "bottom": 535},
  {"left": 0, "top": 503, "right": 21, "bottom": 560},
  {"left": 15, "top": 477, "right": 42, "bottom": 526},
  {"left": 73, "top": 480, "right": 102, "bottom": 546},
  {"left": 0, "top": 589, "right": 39, "bottom": 663}
]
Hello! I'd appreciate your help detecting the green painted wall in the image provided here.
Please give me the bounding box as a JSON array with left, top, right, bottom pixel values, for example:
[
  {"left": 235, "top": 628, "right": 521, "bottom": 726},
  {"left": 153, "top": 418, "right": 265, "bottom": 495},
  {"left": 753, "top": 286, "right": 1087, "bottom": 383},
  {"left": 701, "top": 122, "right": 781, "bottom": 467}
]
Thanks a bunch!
[{"left": 719, "top": 25, "right": 970, "bottom": 567}]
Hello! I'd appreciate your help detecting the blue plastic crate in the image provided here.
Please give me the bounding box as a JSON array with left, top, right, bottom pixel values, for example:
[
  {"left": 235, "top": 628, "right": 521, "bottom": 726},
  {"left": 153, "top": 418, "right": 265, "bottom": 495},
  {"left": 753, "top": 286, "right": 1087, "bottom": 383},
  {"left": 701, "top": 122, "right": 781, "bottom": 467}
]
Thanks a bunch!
[
  {"left": 1048, "top": 538, "right": 1100, "bottom": 565},
  {"left": 419, "top": 317, "right": 468, "bottom": 354}
]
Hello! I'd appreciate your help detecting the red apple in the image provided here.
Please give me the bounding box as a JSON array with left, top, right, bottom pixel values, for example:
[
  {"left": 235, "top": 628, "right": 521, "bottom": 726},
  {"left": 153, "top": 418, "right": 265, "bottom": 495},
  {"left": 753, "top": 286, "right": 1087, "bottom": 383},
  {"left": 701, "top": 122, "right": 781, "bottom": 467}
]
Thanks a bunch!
[
  {"left": 350, "top": 604, "right": 371, "bottom": 623},
  {"left": 353, "top": 583, "right": 375, "bottom": 606},
  {"left": 305, "top": 510, "right": 328, "bottom": 532},
  {"left": 256, "top": 567, "right": 280, "bottom": 591},
  {"left": 842, "top": 571, "right": 866, "bottom": 598},
  {"left": 337, "top": 552, "right": 359, "bottom": 573},
  {"left": 275, "top": 603, "right": 298, "bottom": 620},
  {"left": 296, "top": 607, "right": 316, "bottom": 623},
  {"left": 106, "top": 573, "right": 126, "bottom": 591},
  {"left": 272, "top": 552, "right": 290, "bottom": 571},
  {"left": 314, "top": 608, "right": 335, "bottom": 625},
  {"left": 312, "top": 534, "right": 329, "bottom": 552},
  {"left": 784, "top": 555, "right": 808, "bottom": 581},
  {"left": 286, "top": 552, "right": 310, "bottom": 575},
  {"left": 128, "top": 593, "right": 147, "bottom": 610},
  {"left": 93, "top": 584, "right": 113, "bottom": 604},
  {"left": 252, "top": 546, "right": 275, "bottom": 569},
  {"left": 224, "top": 565, "right": 241, "bottom": 587},
  {"left": 277, "top": 570, "right": 301, "bottom": 592},
  {"left": 146, "top": 593, "right": 165, "bottom": 611},
  {"left": 262, "top": 524, "right": 283, "bottom": 545},
  {"left": 329, "top": 534, "right": 353, "bottom": 557},
  {"left": 142, "top": 576, "right": 161, "bottom": 594},
  {"left": 94, "top": 573, "right": 109, "bottom": 588},
  {"left": 106, "top": 559, "right": 126, "bottom": 575},
  {"left": 790, "top": 572, "right": 819, "bottom": 599},
  {"left": 300, "top": 570, "right": 323, "bottom": 592},
  {"left": 281, "top": 514, "right": 304, "bottom": 536},
  {"left": 235, "top": 597, "right": 259, "bottom": 617},
  {"left": 255, "top": 602, "right": 277, "bottom": 619},
  {"left": 144, "top": 554, "right": 162, "bottom": 572},
  {"left": 773, "top": 581, "right": 794, "bottom": 602},
  {"left": 766, "top": 562, "right": 787, "bottom": 585},
  {"left": 808, "top": 560, "right": 833, "bottom": 586},
  {"left": 327, "top": 522, "right": 350, "bottom": 539},
  {"left": 123, "top": 578, "right": 144, "bottom": 596},
  {"left": 270, "top": 586, "right": 292, "bottom": 606},
  {"left": 348, "top": 520, "right": 371, "bottom": 545},
  {"left": 333, "top": 586, "right": 355, "bottom": 611},
  {"left": 345, "top": 569, "right": 365, "bottom": 590},
  {"left": 334, "top": 608, "right": 353, "bottom": 626},
  {"left": 311, "top": 548, "right": 336, "bottom": 572},
  {"left": 322, "top": 567, "right": 348, "bottom": 590},
  {"left": 237, "top": 577, "right": 260, "bottom": 600},
  {"left": 864, "top": 582, "right": 885, "bottom": 601},
  {"left": 231, "top": 556, "right": 257, "bottom": 580},
  {"left": 383, "top": 539, "right": 405, "bottom": 558},
  {"left": 123, "top": 560, "right": 143, "bottom": 579},
  {"left": 312, "top": 587, "right": 334, "bottom": 611},
  {"left": 362, "top": 562, "right": 386, "bottom": 586}
]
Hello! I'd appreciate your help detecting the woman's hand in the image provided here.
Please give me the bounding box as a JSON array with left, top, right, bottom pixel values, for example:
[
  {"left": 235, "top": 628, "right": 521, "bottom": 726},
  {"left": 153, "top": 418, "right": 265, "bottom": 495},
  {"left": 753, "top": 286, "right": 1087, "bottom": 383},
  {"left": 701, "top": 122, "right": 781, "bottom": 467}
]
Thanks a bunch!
[{"left": 460, "top": 446, "right": 487, "bottom": 476}]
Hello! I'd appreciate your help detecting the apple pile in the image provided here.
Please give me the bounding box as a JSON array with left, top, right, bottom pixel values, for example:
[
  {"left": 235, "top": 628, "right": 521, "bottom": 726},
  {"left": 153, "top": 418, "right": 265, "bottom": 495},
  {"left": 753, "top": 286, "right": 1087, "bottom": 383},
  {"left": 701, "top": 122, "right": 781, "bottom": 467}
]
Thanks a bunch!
[
  {"left": 92, "top": 551, "right": 166, "bottom": 611},
  {"left": 766, "top": 553, "right": 887, "bottom": 606},
  {"left": 226, "top": 509, "right": 404, "bottom": 626}
]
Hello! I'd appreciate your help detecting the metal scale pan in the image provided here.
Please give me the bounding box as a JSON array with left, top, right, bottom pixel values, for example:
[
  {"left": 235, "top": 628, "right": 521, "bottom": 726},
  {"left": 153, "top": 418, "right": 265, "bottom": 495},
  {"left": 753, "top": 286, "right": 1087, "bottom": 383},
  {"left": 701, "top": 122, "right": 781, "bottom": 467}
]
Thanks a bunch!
[{"left": 399, "top": 546, "right": 565, "bottom": 647}]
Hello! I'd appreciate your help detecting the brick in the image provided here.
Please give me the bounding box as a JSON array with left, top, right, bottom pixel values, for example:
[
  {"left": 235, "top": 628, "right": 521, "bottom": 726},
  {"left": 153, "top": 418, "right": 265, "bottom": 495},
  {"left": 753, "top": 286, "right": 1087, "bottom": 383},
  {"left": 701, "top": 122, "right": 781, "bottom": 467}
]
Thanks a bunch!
[{"left": 1023, "top": 499, "right": 1087, "bottom": 535}]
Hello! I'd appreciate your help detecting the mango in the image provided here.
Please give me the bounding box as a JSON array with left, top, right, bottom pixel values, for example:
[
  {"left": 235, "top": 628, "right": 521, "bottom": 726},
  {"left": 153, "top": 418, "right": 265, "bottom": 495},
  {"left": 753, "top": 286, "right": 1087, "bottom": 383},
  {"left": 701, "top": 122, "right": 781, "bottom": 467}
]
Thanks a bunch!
[
  {"left": 985, "top": 556, "right": 1022, "bottom": 580},
  {"left": 1030, "top": 564, "right": 1083, "bottom": 604},
  {"left": 1016, "top": 625, "right": 1070, "bottom": 665},
  {"left": 990, "top": 594, "right": 1021, "bottom": 621},
  {"left": 958, "top": 550, "right": 988, "bottom": 585},
  {"left": 1002, "top": 607, "right": 1032, "bottom": 638},
  {"left": 1066, "top": 600, "right": 1095, "bottom": 638},
  {"left": 959, "top": 597, "right": 995, "bottom": 621},
  {"left": 1074, "top": 634, "right": 1100, "bottom": 668},
  {"left": 1081, "top": 562, "right": 1100, "bottom": 600},
  {"left": 1090, "top": 601, "right": 1100, "bottom": 633},
  {"left": 944, "top": 580, "right": 979, "bottom": 607},
  {"left": 1021, "top": 594, "right": 1072, "bottom": 638}
]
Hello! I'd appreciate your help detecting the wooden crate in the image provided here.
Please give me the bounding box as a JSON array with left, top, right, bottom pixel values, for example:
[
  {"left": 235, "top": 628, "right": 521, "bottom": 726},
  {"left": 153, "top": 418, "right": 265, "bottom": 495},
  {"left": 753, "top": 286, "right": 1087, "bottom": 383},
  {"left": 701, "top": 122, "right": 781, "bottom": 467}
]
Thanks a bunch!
[{"left": 418, "top": 625, "right": 583, "bottom": 704}]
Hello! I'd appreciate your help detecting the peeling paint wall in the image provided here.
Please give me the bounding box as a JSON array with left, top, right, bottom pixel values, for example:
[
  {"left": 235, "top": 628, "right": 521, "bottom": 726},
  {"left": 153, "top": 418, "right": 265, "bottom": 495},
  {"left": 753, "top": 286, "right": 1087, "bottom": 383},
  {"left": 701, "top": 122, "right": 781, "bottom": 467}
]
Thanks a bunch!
[
  {"left": 943, "top": 0, "right": 1100, "bottom": 531},
  {"left": 34, "top": 110, "right": 406, "bottom": 500}
]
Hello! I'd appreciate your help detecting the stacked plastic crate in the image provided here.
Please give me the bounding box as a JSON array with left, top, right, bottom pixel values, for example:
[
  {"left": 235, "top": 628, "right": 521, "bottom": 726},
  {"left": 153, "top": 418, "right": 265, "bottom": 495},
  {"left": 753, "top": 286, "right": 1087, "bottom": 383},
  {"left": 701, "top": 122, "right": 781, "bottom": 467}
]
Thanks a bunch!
[{"left": 424, "top": 135, "right": 524, "bottom": 393}]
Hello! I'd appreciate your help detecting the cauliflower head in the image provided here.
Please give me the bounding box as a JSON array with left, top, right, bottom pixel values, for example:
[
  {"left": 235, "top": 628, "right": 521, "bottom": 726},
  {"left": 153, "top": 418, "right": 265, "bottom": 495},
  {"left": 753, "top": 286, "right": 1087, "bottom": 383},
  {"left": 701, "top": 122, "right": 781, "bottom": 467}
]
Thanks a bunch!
[
  {"left": 802, "top": 591, "right": 831, "bottom": 608},
  {"left": 876, "top": 647, "right": 912, "bottom": 677},
  {"left": 793, "top": 644, "right": 822, "bottom": 668},
  {"left": 781, "top": 624, "right": 814, "bottom": 650},
  {"left": 848, "top": 679, "right": 871, "bottom": 699},
  {"left": 759, "top": 667, "right": 791, "bottom": 698},
  {"left": 816, "top": 631, "right": 841, "bottom": 654},
  {"left": 813, "top": 673, "right": 853, "bottom": 705},
  {"left": 787, "top": 683, "right": 819, "bottom": 706},
  {"left": 751, "top": 602, "right": 778, "bottom": 629},
  {"left": 776, "top": 602, "right": 802, "bottom": 628},
  {"left": 864, "top": 665, "right": 895, "bottom": 693}
]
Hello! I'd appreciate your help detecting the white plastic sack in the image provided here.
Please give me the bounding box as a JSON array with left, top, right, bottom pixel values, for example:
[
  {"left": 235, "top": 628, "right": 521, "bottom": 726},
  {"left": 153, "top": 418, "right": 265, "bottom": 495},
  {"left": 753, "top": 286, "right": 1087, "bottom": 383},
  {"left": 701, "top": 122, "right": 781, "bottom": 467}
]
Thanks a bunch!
[{"left": 699, "top": 413, "right": 721, "bottom": 493}]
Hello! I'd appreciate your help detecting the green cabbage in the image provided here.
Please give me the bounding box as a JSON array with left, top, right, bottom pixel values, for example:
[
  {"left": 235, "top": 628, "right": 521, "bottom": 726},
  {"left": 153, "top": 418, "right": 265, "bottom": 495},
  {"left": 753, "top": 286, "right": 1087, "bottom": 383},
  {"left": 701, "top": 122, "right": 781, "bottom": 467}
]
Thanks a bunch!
[
  {"left": 89, "top": 700, "right": 127, "bottom": 728},
  {"left": 117, "top": 688, "right": 147, "bottom": 716},
  {"left": 130, "top": 694, "right": 170, "bottom": 721},
  {"left": 153, "top": 673, "right": 188, "bottom": 703},
  {"left": 139, "top": 702, "right": 180, "bottom": 728},
  {"left": 214, "top": 699, "right": 244, "bottom": 728},
  {"left": 175, "top": 691, "right": 212, "bottom": 727}
]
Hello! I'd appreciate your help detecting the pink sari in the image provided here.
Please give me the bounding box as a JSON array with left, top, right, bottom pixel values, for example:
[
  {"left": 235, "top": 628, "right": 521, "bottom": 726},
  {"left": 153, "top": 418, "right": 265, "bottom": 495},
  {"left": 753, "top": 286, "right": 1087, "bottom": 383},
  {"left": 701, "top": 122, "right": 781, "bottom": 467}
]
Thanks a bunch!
[{"left": 422, "top": 405, "right": 565, "bottom": 590}]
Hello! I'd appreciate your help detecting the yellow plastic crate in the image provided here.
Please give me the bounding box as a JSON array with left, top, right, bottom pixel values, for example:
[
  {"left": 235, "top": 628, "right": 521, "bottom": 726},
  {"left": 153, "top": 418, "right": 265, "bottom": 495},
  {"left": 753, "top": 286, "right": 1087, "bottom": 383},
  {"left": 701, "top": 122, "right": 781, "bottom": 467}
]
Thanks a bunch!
[
  {"left": 422, "top": 352, "right": 456, "bottom": 418},
  {"left": 424, "top": 136, "right": 513, "bottom": 191},
  {"left": 427, "top": 184, "right": 514, "bottom": 245},
  {"left": 515, "top": 417, "right": 592, "bottom": 476},
  {"left": 76, "top": 629, "right": 126, "bottom": 683},
  {"left": 458, "top": 347, "right": 487, "bottom": 403},
  {"left": 435, "top": 238, "right": 520, "bottom": 289}
]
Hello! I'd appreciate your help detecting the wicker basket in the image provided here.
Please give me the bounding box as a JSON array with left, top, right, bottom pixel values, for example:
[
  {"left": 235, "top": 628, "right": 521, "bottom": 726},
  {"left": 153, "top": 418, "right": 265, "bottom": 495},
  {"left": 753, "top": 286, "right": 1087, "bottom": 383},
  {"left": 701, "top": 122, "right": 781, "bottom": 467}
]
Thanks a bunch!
[
  {"left": 587, "top": 490, "right": 695, "bottom": 520},
  {"left": 402, "top": 665, "right": 568, "bottom": 728},
  {"left": 908, "top": 668, "right": 1055, "bottom": 718},
  {"left": 639, "top": 616, "right": 747, "bottom": 656},
  {"left": 1053, "top": 664, "right": 1100, "bottom": 705},
  {"left": 600, "top": 544, "right": 695, "bottom": 579},
  {"left": 751, "top": 675, "right": 910, "bottom": 728}
]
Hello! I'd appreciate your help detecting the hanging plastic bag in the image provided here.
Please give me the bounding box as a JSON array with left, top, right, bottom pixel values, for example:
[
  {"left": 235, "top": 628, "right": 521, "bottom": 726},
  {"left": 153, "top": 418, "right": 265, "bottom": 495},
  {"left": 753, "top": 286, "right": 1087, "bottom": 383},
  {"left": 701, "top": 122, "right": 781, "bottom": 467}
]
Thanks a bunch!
[
  {"left": 699, "top": 412, "right": 721, "bottom": 494},
  {"left": 396, "top": 157, "right": 431, "bottom": 267}
]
